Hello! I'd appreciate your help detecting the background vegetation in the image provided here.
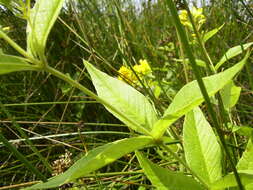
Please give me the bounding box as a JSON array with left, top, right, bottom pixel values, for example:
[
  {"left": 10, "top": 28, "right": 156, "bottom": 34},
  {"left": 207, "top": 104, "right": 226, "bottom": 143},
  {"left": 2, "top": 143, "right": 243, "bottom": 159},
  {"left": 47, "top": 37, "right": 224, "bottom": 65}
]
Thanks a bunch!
[{"left": 0, "top": 0, "right": 252, "bottom": 189}]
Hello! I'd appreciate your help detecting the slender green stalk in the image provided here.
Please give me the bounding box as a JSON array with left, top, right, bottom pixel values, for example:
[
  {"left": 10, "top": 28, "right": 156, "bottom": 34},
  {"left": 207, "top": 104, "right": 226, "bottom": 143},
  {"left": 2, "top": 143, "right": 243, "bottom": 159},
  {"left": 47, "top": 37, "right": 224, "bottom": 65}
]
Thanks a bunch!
[
  {"left": 245, "top": 59, "right": 253, "bottom": 91},
  {"left": 185, "top": 1, "right": 241, "bottom": 163},
  {"left": 183, "top": 3, "right": 216, "bottom": 74},
  {"left": 177, "top": 30, "right": 189, "bottom": 83},
  {"left": 44, "top": 65, "right": 152, "bottom": 136},
  {"left": 0, "top": 120, "right": 127, "bottom": 127},
  {"left": 184, "top": 1, "right": 233, "bottom": 129},
  {"left": 165, "top": 0, "right": 244, "bottom": 189},
  {"left": 0, "top": 30, "right": 40, "bottom": 65},
  {"left": 2, "top": 101, "right": 97, "bottom": 107},
  {"left": 0, "top": 132, "right": 47, "bottom": 182},
  {"left": 0, "top": 131, "right": 130, "bottom": 145}
]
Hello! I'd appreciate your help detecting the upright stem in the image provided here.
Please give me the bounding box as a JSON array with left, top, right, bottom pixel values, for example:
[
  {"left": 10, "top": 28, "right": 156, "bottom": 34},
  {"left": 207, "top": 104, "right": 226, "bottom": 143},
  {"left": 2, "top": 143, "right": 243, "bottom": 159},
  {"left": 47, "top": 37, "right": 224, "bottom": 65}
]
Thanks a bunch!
[
  {"left": 184, "top": 0, "right": 240, "bottom": 163},
  {"left": 177, "top": 29, "right": 189, "bottom": 83},
  {"left": 183, "top": 2, "right": 216, "bottom": 74},
  {"left": 165, "top": 0, "right": 244, "bottom": 189}
]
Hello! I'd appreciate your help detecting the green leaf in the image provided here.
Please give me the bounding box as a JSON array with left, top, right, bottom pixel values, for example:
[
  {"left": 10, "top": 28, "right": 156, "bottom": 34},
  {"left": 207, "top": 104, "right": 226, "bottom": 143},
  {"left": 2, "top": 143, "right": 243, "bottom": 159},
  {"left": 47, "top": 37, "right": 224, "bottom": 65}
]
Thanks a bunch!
[
  {"left": 203, "top": 24, "right": 224, "bottom": 43},
  {"left": 136, "top": 151, "right": 204, "bottom": 190},
  {"left": 27, "top": 0, "right": 64, "bottom": 56},
  {"left": 220, "top": 81, "right": 241, "bottom": 111},
  {"left": 211, "top": 171, "right": 253, "bottom": 189},
  {"left": 25, "top": 136, "right": 154, "bottom": 190},
  {"left": 183, "top": 107, "right": 222, "bottom": 185},
  {"left": 195, "top": 59, "right": 207, "bottom": 68},
  {"left": 246, "top": 183, "right": 253, "bottom": 190},
  {"left": 174, "top": 58, "right": 207, "bottom": 68},
  {"left": 151, "top": 53, "right": 249, "bottom": 139},
  {"left": 215, "top": 42, "right": 253, "bottom": 70},
  {"left": 0, "top": 54, "right": 39, "bottom": 75},
  {"left": 232, "top": 125, "right": 253, "bottom": 137},
  {"left": 83, "top": 60, "right": 158, "bottom": 135},
  {"left": 237, "top": 137, "right": 253, "bottom": 170}
]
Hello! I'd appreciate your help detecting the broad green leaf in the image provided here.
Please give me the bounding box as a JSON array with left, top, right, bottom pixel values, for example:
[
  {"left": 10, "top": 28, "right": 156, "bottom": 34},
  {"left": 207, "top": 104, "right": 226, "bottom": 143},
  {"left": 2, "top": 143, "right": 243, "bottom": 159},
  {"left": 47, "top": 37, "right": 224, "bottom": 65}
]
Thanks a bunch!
[
  {"left": 27, "top": 0, "right": 64, "bottom": 56},
  {"left": 246, "top": 183, "right": 253, "bottom": 190},
  {"left": 183, "top": 107, "right": 222, "bottom": 185},
  {"left": 136, "top": 151, "right": 204, "bottom": 190},
  {"left": 0, "top": 54, "right": 39, "bottom": 75},
  {"left": 83, "top": 60, "right": 158, "bottom": 135},
  {"left": 237, "top": 137, "right": 253, "bottom": 170},
  {"left": 215, "top": 42, "right": 253, "bottom": 70},
  {"left": 151, "top": 53, "right": 249, "bottom": 139},
  {"left": 203, "top": 24, "right": 224, "bottom": 43},
  {"left": 211, "top": 171, "right": 253, "bottom": 189},
  {"left": 232, "top": 125, "right": 253, "bottom": 137},
  {"left": 220, "top": 81, "right": 241, "bottom": 110},
  {"left": 25, "top": 136, "right": 154, "bottom": 190}
]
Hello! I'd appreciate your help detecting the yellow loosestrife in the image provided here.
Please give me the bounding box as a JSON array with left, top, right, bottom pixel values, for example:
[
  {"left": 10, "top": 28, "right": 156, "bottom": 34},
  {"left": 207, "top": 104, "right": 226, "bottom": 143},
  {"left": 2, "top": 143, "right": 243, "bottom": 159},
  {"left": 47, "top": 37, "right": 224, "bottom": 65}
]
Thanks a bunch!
[
  {"left": 179, "top": 6, "right": 206, "bottom": 28},
  {"left": 118, "top": 59, "right": 151, "bottom": 85},
  {"left": 118, "top": 65, "right": 136, "bottom": 82}
]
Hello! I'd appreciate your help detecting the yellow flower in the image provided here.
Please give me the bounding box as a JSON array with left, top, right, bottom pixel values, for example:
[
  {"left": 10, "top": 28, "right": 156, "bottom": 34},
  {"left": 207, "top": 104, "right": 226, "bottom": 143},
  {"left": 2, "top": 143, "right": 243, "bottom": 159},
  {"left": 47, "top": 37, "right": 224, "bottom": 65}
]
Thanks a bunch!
[
  {"left": 117, "top": 59, "right": 152, "bottom": 85},
  {"left": 118, "top": 65, "right": 137, "bottom": 83},
  {"left": 192, "top": 7, "right": 206, "bottom": 26},
  {"left": 192, "top": 7, "right": 203, "bottom": 18},
  {"left": 133, "top": 64, "right": 142, "bottom": 74},
  {"left": 179, "top": 10, "right": 190, "bottom": 26},
  {"left": 135, "top": 59, "right": 152, "bottom": 75},
  {"left": 179, "top": 7, "right": 206, "bottom": 28},
  {"left": 118, "top": 66, "right": 132, "bottom": 80}
]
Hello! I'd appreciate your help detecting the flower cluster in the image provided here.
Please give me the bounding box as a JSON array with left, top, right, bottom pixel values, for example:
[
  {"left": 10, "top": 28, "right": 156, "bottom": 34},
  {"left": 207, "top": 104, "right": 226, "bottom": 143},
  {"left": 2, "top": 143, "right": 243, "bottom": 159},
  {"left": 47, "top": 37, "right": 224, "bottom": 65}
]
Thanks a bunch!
[
  {"left": 179, "top": 7, "right": 206, "bottom": 30},
  {"left": 118, "top": 59, "right": 152, "bottom": 85},
  {"left": 52, "top": 150, "right": 73, "bottom": 176}
]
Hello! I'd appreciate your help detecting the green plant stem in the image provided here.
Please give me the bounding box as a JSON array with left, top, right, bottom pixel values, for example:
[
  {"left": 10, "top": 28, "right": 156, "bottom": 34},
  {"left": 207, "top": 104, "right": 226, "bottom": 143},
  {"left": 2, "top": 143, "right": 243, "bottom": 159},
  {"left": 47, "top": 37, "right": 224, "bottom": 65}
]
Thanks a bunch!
[
  {"left": 0, "top": 132, "right": 47, "bottom": 182},
  {"left": 246, "top": 58, "right": 253, "bottom": 91},
  {"left": 177, "top": 30, "right": 189, "bottom": 83},
  {"left": 160, "top": 143, "right": 209, "bottom": 189},
  {"left": 184, "top": 0, "right": 233, "bottom": 131},
  {"left": 165, "top": 0, "right": 244, "bottom": 189},
  {"left": 186, "top": 0, "right": 244, "bottom": 175},
  {"left": 185, "top": 17, "right": 215, "bottom": 73},
  {"left": 0, "top": 30, "right": 40, "bottom": 65},
  {"left": 0, "top": 131, "right": 130, "bottom": 145},
  {"left": 44, "top": 65, "right": 152, "bottom": 137},
  {"left": 2, "top": 101, "right": 97, "bottom": 107},
  {"left": 185, "top": 2, "right": 240, "bottom": 163}
]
